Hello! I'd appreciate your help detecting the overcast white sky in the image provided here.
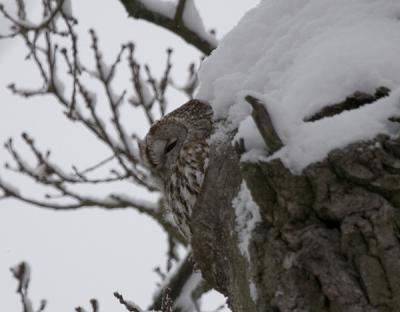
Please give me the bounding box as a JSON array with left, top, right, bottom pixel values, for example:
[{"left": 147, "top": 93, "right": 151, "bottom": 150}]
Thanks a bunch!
[{"left": 0, "top": 1, "right": 259, "bottom": 311}]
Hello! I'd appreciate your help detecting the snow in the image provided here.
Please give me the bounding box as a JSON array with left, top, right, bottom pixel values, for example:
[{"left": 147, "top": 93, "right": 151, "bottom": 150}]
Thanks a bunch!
[
  {"left": 107, "top": 193, "right": 159, "bottom": 210},
  {"left": 22, "top": 298, "right": 34, "bottom": 312},
  {"left": 10, "top": 262, "right": 31, "bottom": 290},
  {"left": 139, "top": 75, "right": 154, "bottom": 107},
  {"left": 34, "top": 163, "right": 49, "bottom": 179},
  {"left": 232, "top": 182, "right": 261, "bottom": 259},
  {"left": 269, "top": 91, "right": 400, "bottom": 170},
  {"left": 10, "top": 262, "right": 34, "bottom": 312},
  {"left": 182, "top": 0, "right": 217, "bottom": 47},
  {"left": 173, "top": 272, "right": 202, "bottom": 311},
  {"left": 249, "top": 281, "right": 258, "bottom": 303},
  {"left": 99, "top": 58, "right": 112, "bottom": 80},
  {"left": 61, "top": 0, "right": 73, "bottom": 17},
  {"left": 234, "top": 113, "right": 267, "bottom": 154},
  {"left": 198, "top": 0, "right": 400, "bottom": 172},
  {"left": 139, "top": 0, "right": 176, "bottom": 19},
  {"left": 139, "top": 0, "right": 217, "bottom": 47},
  {"left": 232, "top": 182, "right": 260, "bottom": 304},
  {"left": 152, "top": 251, "right": 188, "bottom": 299},
  {"left": 0, "top": 177, "right": 21, "bottom": 195},
  {"left": 283, "top": 252, "right": 296, "bottom": 270},
  {"left": 125, "top": 301, "right": 144, "bottom": 312},
  {"left": 154, "top": 252, "right": 203, "bottom": 312}
]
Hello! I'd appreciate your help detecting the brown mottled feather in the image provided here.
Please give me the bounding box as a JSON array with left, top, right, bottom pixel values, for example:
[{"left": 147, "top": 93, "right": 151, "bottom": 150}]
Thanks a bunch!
[{"left": 140, "top": 100, "right": 213, "bottom": 239}]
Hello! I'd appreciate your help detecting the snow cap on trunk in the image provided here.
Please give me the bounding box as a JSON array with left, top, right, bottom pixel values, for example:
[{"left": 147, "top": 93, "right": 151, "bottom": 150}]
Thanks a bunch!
[{"left": 198, "top": 0, "right": 400, "bottom": 172}]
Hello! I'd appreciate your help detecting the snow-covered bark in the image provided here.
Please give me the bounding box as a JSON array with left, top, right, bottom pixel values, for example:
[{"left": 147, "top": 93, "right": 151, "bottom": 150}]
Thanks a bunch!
[
  {"left": 189, "top": 0, "right": 400, "bottom": 311},
  {"left": 190, "top": 97, "right": 400, "bottom": 312},
  {"left": 239, "top": 133, "right": 400, "bottom": 311},
  {"left": 198, "top": 0, "right": 400, "bottom": 171}
]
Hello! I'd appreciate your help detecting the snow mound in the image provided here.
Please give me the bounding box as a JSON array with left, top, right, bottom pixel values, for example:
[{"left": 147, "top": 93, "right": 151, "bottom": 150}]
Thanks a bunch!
[{"left": 198, "top": 0, "right": 400, "bottom": 172}]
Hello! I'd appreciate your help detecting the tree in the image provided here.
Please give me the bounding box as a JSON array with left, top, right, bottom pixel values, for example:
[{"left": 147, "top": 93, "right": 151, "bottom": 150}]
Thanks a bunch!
[{"left": 2, "top": 0, "right": 400, "bottom": 312}]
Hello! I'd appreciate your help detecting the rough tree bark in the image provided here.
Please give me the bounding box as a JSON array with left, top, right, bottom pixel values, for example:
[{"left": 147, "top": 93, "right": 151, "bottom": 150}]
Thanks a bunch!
[{"left": 191, "top": 92, "right": 400, "bottom": 312}]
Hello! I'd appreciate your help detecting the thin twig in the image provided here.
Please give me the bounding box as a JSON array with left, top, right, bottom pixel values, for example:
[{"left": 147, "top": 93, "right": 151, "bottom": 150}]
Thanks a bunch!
[
  {"left": 114, "top": 292, "right": 142, "bottom": 312},
  {"left": 73, "top": 155, "right": 115, "bottom": 175}
]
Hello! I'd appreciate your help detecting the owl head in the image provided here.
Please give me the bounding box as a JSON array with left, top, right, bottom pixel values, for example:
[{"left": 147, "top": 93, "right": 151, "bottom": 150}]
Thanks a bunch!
[{"left": 139, "top": 100, "right": 213, "bottom": 184}]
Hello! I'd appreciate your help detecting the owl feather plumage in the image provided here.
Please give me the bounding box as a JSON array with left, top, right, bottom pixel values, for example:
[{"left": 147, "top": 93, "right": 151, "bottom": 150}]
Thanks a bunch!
[{"left": 140, "top": 100, "right": 213, "bottom": 239}]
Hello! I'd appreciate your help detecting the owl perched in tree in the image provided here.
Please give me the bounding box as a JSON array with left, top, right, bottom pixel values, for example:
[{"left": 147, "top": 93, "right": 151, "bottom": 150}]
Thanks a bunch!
[{"left": 140, "top": 100, "right": 213, "bottom": 240}]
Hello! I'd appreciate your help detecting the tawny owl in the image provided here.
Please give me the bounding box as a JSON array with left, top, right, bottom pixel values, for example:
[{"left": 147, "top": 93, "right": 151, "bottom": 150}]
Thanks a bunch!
[{"left": 140, "top": 100, "right": 213, "bottom": 240}]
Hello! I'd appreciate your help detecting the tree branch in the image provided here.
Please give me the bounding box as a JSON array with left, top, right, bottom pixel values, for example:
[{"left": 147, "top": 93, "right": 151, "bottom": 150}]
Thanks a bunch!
[
  {"left": 0, "top": 0, "right": 64, "bottom": 38},
  {"left": 10, "top": 262, "right": 47, "bottom": 312},
  {"left": 174, "top": 0, "right": 187, "bottom": 26},
  {"left": 245, "top": 95, "right": 283, "bottom": 154},
  {"left": 118, "top": 0, "right": 216, "bottom": 55},
  {"left": 149, "top": 254, "right": 205, "bottom": 311}
]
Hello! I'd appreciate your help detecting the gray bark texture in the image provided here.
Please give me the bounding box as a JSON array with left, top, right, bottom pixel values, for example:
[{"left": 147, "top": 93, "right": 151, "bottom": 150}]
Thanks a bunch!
[{"left": 190, "top": 97, "right": 400, "bottom": 311}]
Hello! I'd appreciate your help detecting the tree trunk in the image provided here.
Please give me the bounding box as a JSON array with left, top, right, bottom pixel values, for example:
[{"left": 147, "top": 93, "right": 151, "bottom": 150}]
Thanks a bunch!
[{"left": 191, "top": 126, "right": 400, "bottom": 311}]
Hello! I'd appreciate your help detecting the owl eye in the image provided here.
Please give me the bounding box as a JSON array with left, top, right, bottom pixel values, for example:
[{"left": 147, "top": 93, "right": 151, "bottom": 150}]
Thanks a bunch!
[{"left": 164, "top": 139, "right": 177, "bottom": 154}]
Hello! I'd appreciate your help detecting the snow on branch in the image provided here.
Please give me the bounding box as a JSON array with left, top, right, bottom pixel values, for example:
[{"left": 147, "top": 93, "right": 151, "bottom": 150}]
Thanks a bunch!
[
  {"left": 75, "top": 299, "right": 100, "bottom": 312},
  {"left": 0, "top": 0, "right": 65, "bottom": 39},
  {"left": 0, "top": 138, "right": 186, "bottom": 242},
  {"left": 114, "top": 289, "right": 173, "bottom": 312},
  {"left": 0, "top": 1, "right": 212, "bottom": 310},
  {"left": 198, "top": 0, "right": 400, "bottom": 172},
  {"left": 149, "top": 253, "right": 206, "bottom": 311},
  {"left": 150, "top": 253, "right": 226, "bottom": 312},
  {"left": 304, "top": 87, "right": 391, "bottom": 122},
  {"left": 169, "top": 62, "right": 198, "bottom": 100},
  {"left": 118, "top": 0, "right": 217, "bottom": 55},
  {"left": 245, "top": 95, "right": 283, "bottom": 154},
  {"left": 10, "top": 262, "right": 47, "bottom": 312},
  {"left": 127, "top": 45, "right": 175, "bottom": 123},
  {"left": 0, "top": 0, "right": 197, "bottom": 245},
  {"left": 0, "top": 133, "right": 155, "bottom": 210},
  {"left": 0, "top": 0, "right": 194, "bottom": 192}
]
